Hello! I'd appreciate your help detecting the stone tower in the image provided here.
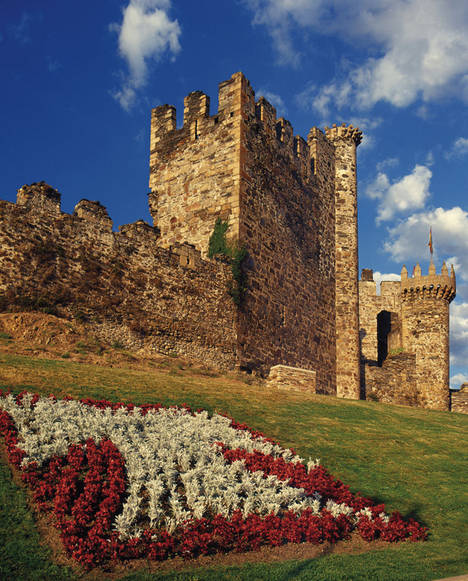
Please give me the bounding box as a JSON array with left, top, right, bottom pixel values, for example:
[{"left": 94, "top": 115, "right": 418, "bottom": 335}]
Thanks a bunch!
[
  {"left": 359, "top": 260, "right": 456, "bottom": 410},
  {"left": 400, "top": 260, "right": 456, "bottom": 410},
  {"left": 325, "top": 124, "right": 362, "bottom": 400},
  {"left": 148, "top": 72, "right": 340, "bottom": 393}
]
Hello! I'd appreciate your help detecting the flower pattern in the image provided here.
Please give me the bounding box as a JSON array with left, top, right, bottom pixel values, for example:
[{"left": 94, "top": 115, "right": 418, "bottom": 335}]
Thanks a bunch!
[{"left": 0, "top": 390, "right": 427, "bottom": 568}]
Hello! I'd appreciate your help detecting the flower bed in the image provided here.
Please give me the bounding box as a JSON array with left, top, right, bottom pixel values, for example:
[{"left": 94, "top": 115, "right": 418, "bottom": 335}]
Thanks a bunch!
[{"left": 0, "top": 390, "right": 427, "bottom": 569}]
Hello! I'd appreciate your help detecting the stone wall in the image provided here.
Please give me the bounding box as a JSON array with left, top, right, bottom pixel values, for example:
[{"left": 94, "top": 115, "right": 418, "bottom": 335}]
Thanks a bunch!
[
  {"left": 358, "top": 265, "right": 455, "bottom": 411},
  {"left": 364, "top": 353, "right": 419, "bottom": 406},
  {"left": 238, "top": 99, "right": 336, "bottom": 394},
  {"left": 325, "top": 125, "right": 362, "bottom": 400},
  {"left": 450, "top": 385, "right": 468, "bottom": 414},
  {"left": 359, "top": 273, "right": 401, "bottom": 364},
  {"left": 148, "top": 75, "right": 243, "bottom": 253},
  {"left": 0, "top": 183, "right": 237, "bottom": 369},
  {"left": 266, "top": 365, "right": 317, "bottom": 392},
  {"left": 147, "top": 73, "right": 337, "bottom": 393}
]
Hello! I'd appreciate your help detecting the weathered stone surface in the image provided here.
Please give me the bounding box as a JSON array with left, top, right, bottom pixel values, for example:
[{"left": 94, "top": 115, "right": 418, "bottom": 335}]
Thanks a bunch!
[
  {"left": 266, "top": 365, "right": 317, "bottom": 392},
  {"left": 359, "top": 263, "right": 456, "bottom": 411},
  {"left": 149, "top": 72, "right": 337, "bottom": 392},
  {"left": 325, "top": 124, "right": 362, "bottom": 400},
  {"left": 0, "top": 190, "right": 237, "bottom": 369},
  {"left": 450, "top": 384, "right": 468, "bottom": 414}
]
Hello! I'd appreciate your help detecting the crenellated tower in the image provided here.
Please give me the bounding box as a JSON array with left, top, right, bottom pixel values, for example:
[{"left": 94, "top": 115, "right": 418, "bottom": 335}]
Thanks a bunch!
[
  {"left": 400, "top": 260, "right": 456, "bottom": 410},
  {"left": 148, "top": 72, "right": 338, "bottom": 393},
  {"left": 325, "top": 123, "right": 362, "bottom": 400}
]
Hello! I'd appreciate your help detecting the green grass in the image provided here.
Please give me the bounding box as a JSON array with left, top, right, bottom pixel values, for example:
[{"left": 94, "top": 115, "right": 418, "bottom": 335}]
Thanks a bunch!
[{"left": 0, "top": 352, "right": 467, "bottom": 580}]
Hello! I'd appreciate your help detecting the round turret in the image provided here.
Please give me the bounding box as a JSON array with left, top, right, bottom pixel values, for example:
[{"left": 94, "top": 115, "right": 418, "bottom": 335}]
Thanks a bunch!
[
  {"left": 400, "top": 260, "right": 456, "bottom": 411},
  {"left": 324, "top": 123, "right": 363, "bottom": 146},
  {"left": 401, "top": 260, "right": 456, "bottom": 304}
]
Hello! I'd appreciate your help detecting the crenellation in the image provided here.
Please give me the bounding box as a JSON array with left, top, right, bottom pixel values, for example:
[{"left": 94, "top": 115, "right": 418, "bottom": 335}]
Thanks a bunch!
[
  {"left": 307, "top": 127, "right": 334, "bottom": 179},
  {"left": 150, "top": 105, "right": 177, "bottom": 151},
  {"left": 255, "top": 96, "right": 276, "bottom": 137},
  {"left": 276, "top": 118, "right": 293, "bottom": 148},
  {"left": 183, "top": 91, "right": 210, "bottom": 124},
  {"left": 74, "top": 199, "right": 113, "bottom": 230},
  {"left": 324, "top": 122, "right": 363, "bottom": 146},
  {"left": 16, "top": 182, "right": 61, "bottom": 215}
]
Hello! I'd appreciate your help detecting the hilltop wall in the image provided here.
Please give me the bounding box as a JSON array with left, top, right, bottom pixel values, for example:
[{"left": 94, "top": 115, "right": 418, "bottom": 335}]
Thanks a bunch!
[{"left": 0, "top": 183, "right": 237, "bottom": 368}]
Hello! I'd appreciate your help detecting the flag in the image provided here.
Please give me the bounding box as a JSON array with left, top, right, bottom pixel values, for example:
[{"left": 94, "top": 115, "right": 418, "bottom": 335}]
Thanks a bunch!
[{"left": 428, "top": 227, "right": 433, "bottom": 255}]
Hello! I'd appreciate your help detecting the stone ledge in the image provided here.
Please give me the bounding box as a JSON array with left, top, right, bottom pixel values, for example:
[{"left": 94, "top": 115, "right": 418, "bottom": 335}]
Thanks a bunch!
[{"left": 267, "top": 365, "right": 316, "bottom": 392}]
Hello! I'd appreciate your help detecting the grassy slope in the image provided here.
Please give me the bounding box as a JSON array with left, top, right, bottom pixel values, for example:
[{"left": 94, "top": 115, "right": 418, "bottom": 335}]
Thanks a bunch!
[{"left": 0, "top": 351, "right": 467, "bottom": 581}]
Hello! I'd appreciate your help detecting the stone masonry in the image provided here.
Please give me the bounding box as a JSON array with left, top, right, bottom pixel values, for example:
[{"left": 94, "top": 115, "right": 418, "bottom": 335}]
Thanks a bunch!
[
  {"left": 0, "top": 182, "right": 237, "bottom": 369},
  {"left": 0, "top": 72, "right": 458, "bottom": 411},
  {"left": 359, "top": 262, "right": 456, "bottom": 410}
]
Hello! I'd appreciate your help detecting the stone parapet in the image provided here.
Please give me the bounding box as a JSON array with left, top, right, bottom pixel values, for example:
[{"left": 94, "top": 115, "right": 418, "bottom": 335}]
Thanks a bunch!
[
  {"left": 401, "top": 261, "right": 456, "bottom": 303},
  {"left": 266, "top": 365, "right": 316, "bottom": 392},
  {"left": 450, "top": 385, "right": 468, "bottom": 414}
]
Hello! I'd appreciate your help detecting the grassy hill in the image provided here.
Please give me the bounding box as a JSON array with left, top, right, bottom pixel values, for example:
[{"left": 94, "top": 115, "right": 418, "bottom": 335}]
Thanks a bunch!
[{"left": 0, "top": 341, "right": 467, "bottom": 580}]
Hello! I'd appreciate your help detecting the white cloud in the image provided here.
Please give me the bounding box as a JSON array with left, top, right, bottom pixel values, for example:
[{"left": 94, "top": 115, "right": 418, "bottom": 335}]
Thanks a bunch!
[
  {"left": 372, "top": 271, "right": 401, "bottom": 285},
  {"left": 256, "top": 89, "right": 287, "bottom": 116},
  {"left": 446, "top": 137, "right": 468, "bottom": 159},
  {"left": 111, "top": 0, "right": 181, "bottom": 110},
  {"left": 383, "top": 206, "right": 468, "bottom": 279},
  {"left": 365, "top": 165, "right": 431, "bottom": 223},
  {"left": 371, "top": 271, "right": 401, "bottom": 295},
  {"left": 450, "top": 303, "right": 468, "bottom": 369},
  {"left": 245, "top": 0, "right": 468, "bottom": 111},
  {"left": 376, "top": 157, "right": 399, "bottom": 173},
  {"left": 450, "top": 372, "right": 468, "bottom": 389}
]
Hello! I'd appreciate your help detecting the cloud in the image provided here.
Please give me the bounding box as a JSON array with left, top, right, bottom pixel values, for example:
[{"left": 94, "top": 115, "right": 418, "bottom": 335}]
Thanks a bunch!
[
  {"left": 365, "top": 165, "right": 431, "bottom": 223},
  {"left": 450, "top": 302, "right": 468, "bottom": 368},
  {"left": 10, "top": 11, "right": 33, "bottom": 44},
  {"left": 371, "top": 271, "right": 401, "bottom": 295},
  {"left": 111, "top": 0, "right": 181, "bottom": 110},
  {"left": 446, "top": 137, "right": 468, "bottom": 159},
  {"left": 376, "top": 157, "right": 399, "bottom": 173},
  {"left": 450, "top": 372, "right": 468, "bottom": 389},
  {"left": 256, "top": 89, "right": 287, "bottom": 116},
  {"left": 245, "top": 0, "right": 468, "bottom": 111}
]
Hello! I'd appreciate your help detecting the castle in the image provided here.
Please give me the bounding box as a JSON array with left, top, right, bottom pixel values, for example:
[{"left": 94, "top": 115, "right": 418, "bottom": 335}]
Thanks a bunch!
[{"left": 0, "top": 73, "right": 458, "bottom": 411}]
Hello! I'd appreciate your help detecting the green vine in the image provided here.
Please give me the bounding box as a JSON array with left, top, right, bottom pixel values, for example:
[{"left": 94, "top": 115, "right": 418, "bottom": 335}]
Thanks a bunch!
[{"left": 208, "top": 218, "right": 247, "bottom": 306}]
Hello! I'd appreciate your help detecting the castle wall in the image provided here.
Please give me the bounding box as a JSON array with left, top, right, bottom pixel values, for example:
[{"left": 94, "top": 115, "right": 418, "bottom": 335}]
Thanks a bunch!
[
  {"left": 237, "top": 107, "right": 336, "bottom": 393},
  {"left": 148, "top": 74, "right": 246, "bottom": 253},
  {"left": 358, "top": 265, "right": 455, "bottom": 411},
  {"left": 401, "top": 293, "right": 450, "bottom": 410},
  {"left": 359, "top": 275, "right": 401, "bottom": 364},
  {"left": 364, "top": 353, "right": 418, "bottom": 406},
  {"left": 148, "top": 73, "right": 337, "bottom": 392},
  {"left": 0, "top": 184, "right": 237, "bottom": 369},
  {"left": 450, "top": 385, "right": 468, "bottom": 414}
]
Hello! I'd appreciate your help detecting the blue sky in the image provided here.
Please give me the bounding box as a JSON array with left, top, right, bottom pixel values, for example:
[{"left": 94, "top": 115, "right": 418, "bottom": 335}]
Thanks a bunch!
[{"left": 1, "top": 0, "right": 467, "bottom": 386}]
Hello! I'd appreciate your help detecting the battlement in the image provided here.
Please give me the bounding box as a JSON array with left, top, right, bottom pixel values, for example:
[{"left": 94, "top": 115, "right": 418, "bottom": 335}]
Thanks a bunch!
[
  {"left": 74, "top": 199, "right": 113, "bottom": 230},
  {"left": 401, "top": 261, "right": 456, "bottom": 302},
  {"left": 119, "top": 220, "right": 160, "bottom": 243},
  {"left": 324, "top": 123, "right": 363, "bottom": 145},
  {"left": 16, "top": 181, "right": 61, "bottom": 215},
  {"left": 150, "top": 73, "right": 317, "bottom": 170},
  {"left": 359, "top": 269, "right": 401, "bottom": 299}
]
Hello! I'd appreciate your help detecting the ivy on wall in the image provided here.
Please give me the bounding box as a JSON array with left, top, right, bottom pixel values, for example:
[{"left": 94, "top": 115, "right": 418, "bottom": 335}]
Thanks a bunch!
[{"left": 208, "top": 218, "right": 247, "bottom": 306}]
